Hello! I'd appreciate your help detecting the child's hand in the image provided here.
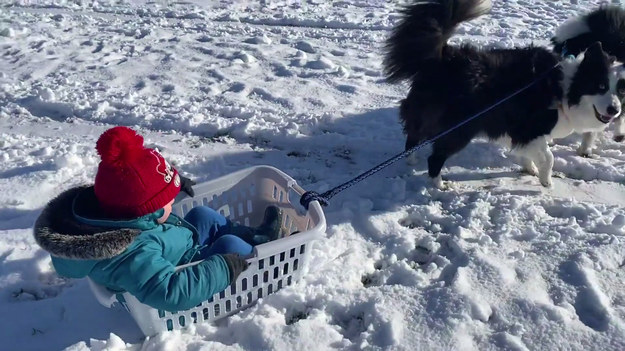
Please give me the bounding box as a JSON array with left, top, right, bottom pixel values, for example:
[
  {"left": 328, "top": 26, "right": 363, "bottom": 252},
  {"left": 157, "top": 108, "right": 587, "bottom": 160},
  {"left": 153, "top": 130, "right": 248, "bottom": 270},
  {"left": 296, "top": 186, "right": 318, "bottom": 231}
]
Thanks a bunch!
[
  {"left": 179, "top": 175, "right": 196, "bottom": 197},
  {"left": 222, "top": 254, "right": 250, "bottom": 282}
]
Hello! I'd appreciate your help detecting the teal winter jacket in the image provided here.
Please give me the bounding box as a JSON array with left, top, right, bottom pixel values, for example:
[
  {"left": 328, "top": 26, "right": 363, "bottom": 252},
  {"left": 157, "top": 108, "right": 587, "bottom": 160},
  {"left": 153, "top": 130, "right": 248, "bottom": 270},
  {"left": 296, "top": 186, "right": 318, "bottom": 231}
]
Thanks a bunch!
[{"left": 33, "top": 186, "right": 232, "bottom": 312}]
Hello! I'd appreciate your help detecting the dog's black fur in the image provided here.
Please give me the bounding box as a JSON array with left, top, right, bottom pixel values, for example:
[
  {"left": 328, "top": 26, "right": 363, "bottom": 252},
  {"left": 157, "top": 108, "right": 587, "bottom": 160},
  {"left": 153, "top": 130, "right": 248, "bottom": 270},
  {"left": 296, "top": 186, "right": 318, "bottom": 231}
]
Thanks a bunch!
[
  {"left": 552, "top": 6, "right": 625, "bottom": 145},
  {"left": 553, "top": 6, "right": 625, "bottom": 62},
  {"left": 384, "top": 0, "right": 613, "bottom": 182}
]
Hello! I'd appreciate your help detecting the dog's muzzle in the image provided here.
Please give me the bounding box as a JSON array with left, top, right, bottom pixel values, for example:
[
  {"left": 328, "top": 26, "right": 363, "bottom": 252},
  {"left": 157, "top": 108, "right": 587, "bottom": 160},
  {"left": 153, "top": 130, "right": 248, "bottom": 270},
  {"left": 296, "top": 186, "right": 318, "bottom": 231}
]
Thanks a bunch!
[{"left": 593, "top": 105, "right": 619, "bottom": 124}]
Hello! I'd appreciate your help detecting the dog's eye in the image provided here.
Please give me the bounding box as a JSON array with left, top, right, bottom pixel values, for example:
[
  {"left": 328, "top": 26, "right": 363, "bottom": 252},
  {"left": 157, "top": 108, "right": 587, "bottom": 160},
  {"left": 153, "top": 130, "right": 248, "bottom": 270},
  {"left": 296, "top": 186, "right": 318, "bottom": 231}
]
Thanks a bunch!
[{"left": 598, "top": 83, "right": 607, "bottom": 90}]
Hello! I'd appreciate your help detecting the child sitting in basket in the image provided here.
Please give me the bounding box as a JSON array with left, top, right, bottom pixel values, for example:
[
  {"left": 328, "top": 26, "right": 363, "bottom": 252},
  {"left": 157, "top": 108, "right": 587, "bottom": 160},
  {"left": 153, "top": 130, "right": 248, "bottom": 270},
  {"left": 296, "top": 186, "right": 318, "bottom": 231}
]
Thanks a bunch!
[{"left": 34, "top": 126, "right": 283, "bottom": 312}]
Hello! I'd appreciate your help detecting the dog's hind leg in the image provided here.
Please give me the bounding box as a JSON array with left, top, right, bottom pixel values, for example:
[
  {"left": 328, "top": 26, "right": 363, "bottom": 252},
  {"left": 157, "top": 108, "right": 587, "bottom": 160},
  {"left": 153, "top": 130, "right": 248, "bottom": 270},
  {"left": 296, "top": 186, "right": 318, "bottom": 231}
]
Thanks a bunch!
[
  {"left": 428, "top": 135, "right": 472, "bottom": 189},
  {"left": 400, "top": 98, "right": 425, "bottom": 166},
  {"left": 519, "top": 136, "right": 554, "bottom": 187},
  {"left": 405, "top": 135, "right": 422, "bottom": 166},
  {"left": 577, "top": 132, "right": 597, "bottom": 157},
  {"left": 614, "top": 117, "right": 625, "bottom": 142}
]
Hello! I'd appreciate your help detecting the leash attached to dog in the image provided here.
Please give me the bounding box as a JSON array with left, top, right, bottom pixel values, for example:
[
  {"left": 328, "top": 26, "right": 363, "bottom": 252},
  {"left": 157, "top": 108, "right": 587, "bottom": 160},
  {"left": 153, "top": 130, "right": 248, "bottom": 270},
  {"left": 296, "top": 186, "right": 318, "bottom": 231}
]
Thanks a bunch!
[{"left": 300, "top": 62, "right": 562, "bottom": 210}]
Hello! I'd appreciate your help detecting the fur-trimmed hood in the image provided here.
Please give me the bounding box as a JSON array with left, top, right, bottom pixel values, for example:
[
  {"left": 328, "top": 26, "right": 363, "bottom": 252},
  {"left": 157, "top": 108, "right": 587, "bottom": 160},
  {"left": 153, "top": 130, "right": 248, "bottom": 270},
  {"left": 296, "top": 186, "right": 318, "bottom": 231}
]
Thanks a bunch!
[{"left": 33, "top": 186, "right": 142, "bottom": 260}]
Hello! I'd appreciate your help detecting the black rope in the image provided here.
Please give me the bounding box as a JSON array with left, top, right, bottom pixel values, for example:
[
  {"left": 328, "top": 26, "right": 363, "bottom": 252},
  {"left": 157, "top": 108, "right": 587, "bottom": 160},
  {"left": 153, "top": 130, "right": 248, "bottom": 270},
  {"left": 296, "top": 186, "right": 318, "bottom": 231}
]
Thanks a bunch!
[{"left": 301, "top": 63, "right": 561, "bottom": 210}]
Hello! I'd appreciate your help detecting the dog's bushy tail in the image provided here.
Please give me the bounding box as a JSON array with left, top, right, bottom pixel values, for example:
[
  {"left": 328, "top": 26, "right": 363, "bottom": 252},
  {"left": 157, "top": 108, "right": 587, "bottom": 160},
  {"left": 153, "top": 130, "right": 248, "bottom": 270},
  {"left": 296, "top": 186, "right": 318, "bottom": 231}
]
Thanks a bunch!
[{"left": 384, "top": 0, "right": 491, "bottom": 83}]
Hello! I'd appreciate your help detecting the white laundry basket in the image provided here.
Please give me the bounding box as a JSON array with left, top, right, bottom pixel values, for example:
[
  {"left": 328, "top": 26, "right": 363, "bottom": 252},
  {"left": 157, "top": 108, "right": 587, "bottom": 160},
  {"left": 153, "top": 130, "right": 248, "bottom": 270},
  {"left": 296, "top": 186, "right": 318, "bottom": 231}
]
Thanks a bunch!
[{"left": 88, "top": 165, "right": 326, "bottom": 336}]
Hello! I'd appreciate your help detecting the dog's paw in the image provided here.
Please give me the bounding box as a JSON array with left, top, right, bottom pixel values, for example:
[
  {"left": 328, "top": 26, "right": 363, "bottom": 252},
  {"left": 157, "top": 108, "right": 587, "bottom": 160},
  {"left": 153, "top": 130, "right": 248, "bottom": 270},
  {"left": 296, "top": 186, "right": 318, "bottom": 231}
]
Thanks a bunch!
[
  {"left": 540, "top": 177, "right": 553, "bottom": 188},
  {"left": 521, "top": 165, "right": 539, "bottom": 176},
  {"left": 405, "top": 152, "right": 419, "bottom": 166},
  {"left": 576, "top": 147, "right": 592, "bottom": 158},
  {"left": 614, "top": 135, "right": 624, "bottom": 143},
  {"left": 431, "top": 176, "right": 455, "bottom": 190}
]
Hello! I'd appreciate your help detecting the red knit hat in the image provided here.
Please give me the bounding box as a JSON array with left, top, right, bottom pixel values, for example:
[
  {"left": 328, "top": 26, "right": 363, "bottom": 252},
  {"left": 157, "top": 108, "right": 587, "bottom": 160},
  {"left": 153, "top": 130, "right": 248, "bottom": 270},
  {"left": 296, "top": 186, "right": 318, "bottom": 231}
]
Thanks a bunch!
[{"left": 94, "top": 126, "right": 181, "bottom": 218}]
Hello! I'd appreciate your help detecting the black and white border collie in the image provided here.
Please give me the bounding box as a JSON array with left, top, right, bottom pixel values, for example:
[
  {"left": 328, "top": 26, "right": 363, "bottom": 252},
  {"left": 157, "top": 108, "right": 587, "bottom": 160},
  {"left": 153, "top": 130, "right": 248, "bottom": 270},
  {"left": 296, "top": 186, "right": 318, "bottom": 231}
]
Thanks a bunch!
[
  {"left": 553, "top": 6, "right": 625, "bottom": 156},
  {"left": 385, "top": 0, "right": 622, "bottom": 188}
]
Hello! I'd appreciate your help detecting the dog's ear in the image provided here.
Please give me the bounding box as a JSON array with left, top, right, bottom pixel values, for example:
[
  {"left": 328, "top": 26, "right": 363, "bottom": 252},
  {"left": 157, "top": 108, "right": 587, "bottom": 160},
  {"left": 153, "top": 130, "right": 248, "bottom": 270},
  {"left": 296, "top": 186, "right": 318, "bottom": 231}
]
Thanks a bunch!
[
  {"left": 582, "top": 41, "right": 612, "bottom": 65},
  {"left": 589, "top": 41, "right": 603, "bottom": 50},
  {"left": 585, "top": 41, "right": 604, "bottom": 57}
]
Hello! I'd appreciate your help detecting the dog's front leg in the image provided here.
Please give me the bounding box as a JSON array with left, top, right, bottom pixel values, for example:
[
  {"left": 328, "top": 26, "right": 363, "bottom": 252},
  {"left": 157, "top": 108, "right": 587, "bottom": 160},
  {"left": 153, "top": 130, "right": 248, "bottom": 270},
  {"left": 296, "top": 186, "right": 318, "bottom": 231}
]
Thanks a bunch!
[
  {"left": 614, "top": 117, "right": 625, "bottom": 142},
  {"left": 577, "top": 132, "right": 597, "bottom": 157}
]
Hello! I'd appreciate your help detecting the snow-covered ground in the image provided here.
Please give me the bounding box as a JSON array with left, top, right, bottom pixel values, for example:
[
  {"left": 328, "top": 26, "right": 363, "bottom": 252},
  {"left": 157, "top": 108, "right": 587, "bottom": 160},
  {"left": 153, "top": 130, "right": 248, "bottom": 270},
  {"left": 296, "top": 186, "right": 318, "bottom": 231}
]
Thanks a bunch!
[{"left": 2, "top": 0, "right": 625, "bottom": 350}]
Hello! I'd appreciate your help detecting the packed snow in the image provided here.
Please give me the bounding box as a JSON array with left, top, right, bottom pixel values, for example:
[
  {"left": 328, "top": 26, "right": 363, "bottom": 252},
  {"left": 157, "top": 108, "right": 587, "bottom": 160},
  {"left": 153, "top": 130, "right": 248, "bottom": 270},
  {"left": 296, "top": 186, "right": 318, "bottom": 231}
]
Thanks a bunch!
[{"left": 1, "top": 0, "right": 625, "bottom": 350}]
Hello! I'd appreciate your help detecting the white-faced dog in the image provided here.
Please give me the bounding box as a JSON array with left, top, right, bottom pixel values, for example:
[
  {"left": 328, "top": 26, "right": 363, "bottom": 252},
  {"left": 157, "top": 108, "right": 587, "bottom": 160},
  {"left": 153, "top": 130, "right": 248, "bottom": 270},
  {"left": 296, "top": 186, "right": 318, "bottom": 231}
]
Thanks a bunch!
[
  {"left": 385, "top": 0, "right": 622, "bottom": 189},
  {"left": 553, "top": 6, "right": 625, "bottom": 156}
]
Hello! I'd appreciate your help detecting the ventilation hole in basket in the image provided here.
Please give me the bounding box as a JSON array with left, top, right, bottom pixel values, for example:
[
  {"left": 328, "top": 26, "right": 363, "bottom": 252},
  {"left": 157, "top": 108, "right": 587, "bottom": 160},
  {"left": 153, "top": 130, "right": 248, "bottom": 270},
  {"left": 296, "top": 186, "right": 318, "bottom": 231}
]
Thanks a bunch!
[
  {"left": 191, "top": 312, "right": 197, "bottom": 323},
  {"left": 273, "top": 186, "right": 278, "bottom": 199},
  {"left": 253, "top": 274, "right": 259, "bottom": 287},
  {"left": 285, "top": 215, "right": 291, "bottom": 228},
  {"left": 179, "top": 316, "right": 186, "bottom": 327},
  {"left": 287, "top": 276, "right": 292, "bottom": 286},
  {"left": 244, "top": 217, "right": 250, "bottom": 226},
  {"left": 290, "top": 248, "right": 295, "bottom": 258},
  {"left": 280, "top": 252, "right": 285, "bottom": 262},
  {"left": 225, "top": 300, "right": 232, "bottom": 313},
  {"left": 300, "top": 244, "right": 306, "bottom": 254},
  {"left": 212, "top": 194, "right": 218, "bottom": 205},
  {"left": 273, "top": 267, "right": 279, "bottom": 279},
  {"left": 270, "top": 256, "right": 275, "bottom": 266},
  {"left": 291, "top": 224, "right": 298, "bottom": 233},
  {"left": 247, "top": 292, "right": 253, "bottom": 304},
  {"left": 208, "top": 296, "right": 214, "bottom": 303},
  {"left": 158, "top": 310, "right": 165, "bottom": 318},
  {"left": 263, "top": 271, "right": 269, "bottom": 283},
  {"left": 196, "top": 302, "right": 203, "bottom": 308},
  {"left": 268, "top": 284, "right": 273, "bottom": 294},
  {"left": 238, "top": 203, "right": 244, "bottom": 216},
  {"left": 231, "top": 284, "right": 237, "bottom": 295},
  {"left": 284, "top": 263, "right": 289, "bottom": 275},
  {"left": 203, "top": 197, "right": 209, "bottom": 206},
  {"left": 192, "top": 200, "right": 198, "bottom": 208},
  {"left": 203, "top": 308, "right": 209, "bottom": 320},
  {"left": 258, "top": 259, "right": 264, "bottom": 270},
  {"left": 279, "top": 190, "right": 284, "bottom": 202},
  {"left": 167, "top": 319, "right": 173, "bottom": 331},
  {"left": 214, "top": 304, "right": 221, "bottom": 317},
  {"left": 219, "top": 209, "right": 225, "bottom": 216},
  {"left": 182, "top": 204, "right": 189, "bottom": 214},
  {"left": 242, "top": 278, "right": 248, "bottom": 291},
  {"left": 294, "top": 259, "right": 299, "bottom": 271},
  {"left": 278, "top": 280, "right": 283, "bottom": 290},
  {"left": 219, "top": 291, "right": 226, "bottom": 299},
  {"left": 250, "top": 183, "right": 256, "bottom": 196},
  {"left": 247, "top": 200, "right": 253, "bottom": 213},
  {"left": 258, "top": 288, "right": 263, "bottom": 299},
  {"left": 228, "top": 206, "right": 234, "bottom": 219},
  {"left": 236, "top": 296, "right": 242, "bottom": 308}
]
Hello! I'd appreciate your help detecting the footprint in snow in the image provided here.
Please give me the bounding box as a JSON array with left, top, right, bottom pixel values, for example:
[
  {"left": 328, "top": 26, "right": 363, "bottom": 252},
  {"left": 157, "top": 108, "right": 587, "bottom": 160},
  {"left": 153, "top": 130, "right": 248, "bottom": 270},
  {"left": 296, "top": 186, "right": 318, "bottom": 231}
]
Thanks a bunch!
[
  {"left": 559, "top": 260, "right": 611, "bottom": 332},
  {"left": 271, "top": 63, "right": 294, "bottom": 77},
  {"left": 245, "top": 35, "right": 272, "bottom": 45},
  {"left": 295, "top": 41, "right": 316, "bottom": 54},
  {"left": 196, "top": 35, "right": 212, "bottom": 43},
  {"left": 305, "top": 57, "right": 335, "bottom": 70}
]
